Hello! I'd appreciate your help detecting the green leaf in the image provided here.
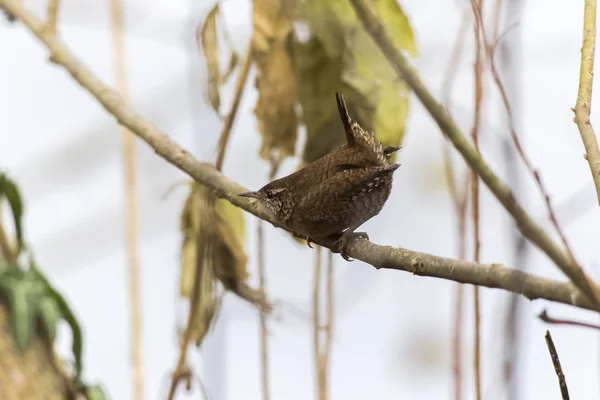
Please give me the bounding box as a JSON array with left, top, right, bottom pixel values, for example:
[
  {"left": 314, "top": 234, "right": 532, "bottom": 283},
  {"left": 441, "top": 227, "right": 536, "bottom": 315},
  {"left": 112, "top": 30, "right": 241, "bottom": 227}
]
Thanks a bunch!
[
  {"left": 37, "top": 296, "right": 61, "bottom": 344},
  {"left": 0, "top": 270, "right": 44, "bottom": 352},
  {"left": 0, "top": 173, "right": 24, "bottom": 254},
  {"left": 30, "top": 261, "right": 84, "bottom": 379},
  {"left": 86, "top": 384, "right": 109, "bottom": 400}
]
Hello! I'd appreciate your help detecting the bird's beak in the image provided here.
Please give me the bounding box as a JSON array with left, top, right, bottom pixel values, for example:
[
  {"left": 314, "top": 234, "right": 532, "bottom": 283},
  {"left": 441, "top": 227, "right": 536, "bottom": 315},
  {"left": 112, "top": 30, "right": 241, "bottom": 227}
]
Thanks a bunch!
[{"left": 239, "top": 191, "right": 260, "bottom": 199}]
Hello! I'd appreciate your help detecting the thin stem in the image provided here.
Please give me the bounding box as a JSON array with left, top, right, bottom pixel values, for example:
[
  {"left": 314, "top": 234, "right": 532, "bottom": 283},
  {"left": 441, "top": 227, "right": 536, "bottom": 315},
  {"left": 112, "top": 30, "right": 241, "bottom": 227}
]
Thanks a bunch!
[
  {"left": 215, "top": 44, "right": 253, "bottom": 171},
  {"left": 313, "top": 247, "right": 324, "bottom": 400},
  {"left": 44, "top": 0, "right": 59, "bottom": 34},
  {"left": 108, "top": 1, "right": 145, "bottom": 399},
  {"left": 321, "top": 251, "right": 334, "bottom": 400},
  {"left": 470, "top": 1, "right": 484, "bottom": 398},
  {"left": 574, "top": 0, "right": 600, "bottom": 205},
  {"left": 539, "top": 309, "right": 600, "bottom": 331},
  {"left": 544, "top": 330, "right": 570, "bottom": 400},
  {"left": 257, "top": 219, "right": 270, "bottom": 400}
]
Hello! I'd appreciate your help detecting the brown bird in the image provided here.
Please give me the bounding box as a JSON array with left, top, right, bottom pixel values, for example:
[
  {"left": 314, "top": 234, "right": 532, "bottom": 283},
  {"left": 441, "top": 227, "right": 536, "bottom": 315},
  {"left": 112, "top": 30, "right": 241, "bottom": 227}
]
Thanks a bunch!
[{"left": 240, "top": 93, "right": 400, "bottom": 260}]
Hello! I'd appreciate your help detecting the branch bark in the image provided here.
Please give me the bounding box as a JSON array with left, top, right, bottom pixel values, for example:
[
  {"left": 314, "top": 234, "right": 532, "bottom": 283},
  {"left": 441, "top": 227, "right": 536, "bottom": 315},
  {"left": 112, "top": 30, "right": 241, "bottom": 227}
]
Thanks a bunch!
[
  {"left": 1, "top": 0, "right": 597, "bottom": 312},
  {"left": 574, "top": 0, "right": 600, "bottom": 205},
  {"left": 346, "top": 0, "right": 600, "bottom": 309}
]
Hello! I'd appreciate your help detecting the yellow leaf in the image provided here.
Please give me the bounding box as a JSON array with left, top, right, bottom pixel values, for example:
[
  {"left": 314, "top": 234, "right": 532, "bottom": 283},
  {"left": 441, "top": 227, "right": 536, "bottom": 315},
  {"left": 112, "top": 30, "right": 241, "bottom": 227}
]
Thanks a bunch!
[{"left": 252, "top": 0, "right": 299, "bottom": 162}]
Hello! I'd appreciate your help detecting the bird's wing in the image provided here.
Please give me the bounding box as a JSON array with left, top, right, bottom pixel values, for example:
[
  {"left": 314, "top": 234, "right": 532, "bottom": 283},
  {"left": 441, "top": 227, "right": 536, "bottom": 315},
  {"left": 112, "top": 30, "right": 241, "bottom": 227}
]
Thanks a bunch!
[{"left": 294, "top": 164, "right": 400, "bottom": 223}]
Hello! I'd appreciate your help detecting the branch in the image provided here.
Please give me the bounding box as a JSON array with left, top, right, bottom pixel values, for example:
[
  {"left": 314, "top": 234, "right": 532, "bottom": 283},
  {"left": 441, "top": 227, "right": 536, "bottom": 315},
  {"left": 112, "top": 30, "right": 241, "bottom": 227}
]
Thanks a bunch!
[
  {"left": 544, "top": 330, "right": 570, "bottom": 400},
  {"left": 575, "top": 0, "right": 600, "bottom": 205},
  {"left": 346, "top": 0, "right": 600, "bottom": 308},
  {"left": 1, "top": 0, "right": 598, "bottom": 312}
]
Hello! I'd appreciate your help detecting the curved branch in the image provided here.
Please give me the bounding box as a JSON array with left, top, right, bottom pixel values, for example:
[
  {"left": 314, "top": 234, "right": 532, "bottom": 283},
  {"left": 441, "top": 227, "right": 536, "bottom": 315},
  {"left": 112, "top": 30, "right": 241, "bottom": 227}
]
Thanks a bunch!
[
  {"left": 346, "top": 0, "right": 600, "bottom": 308},
  {"left": 0, "top": 0, "right": 596, "bottom": 312}
]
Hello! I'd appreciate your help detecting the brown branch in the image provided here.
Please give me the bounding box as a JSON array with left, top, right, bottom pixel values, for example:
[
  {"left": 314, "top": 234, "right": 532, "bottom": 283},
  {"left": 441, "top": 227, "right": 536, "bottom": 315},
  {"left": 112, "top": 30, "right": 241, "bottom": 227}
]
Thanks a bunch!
[
  {"left": 470, "top": 1, "right": 484, "bottom": 398},
  {"left": 539, "top": 309, "right": 600, "bottom": 331},
  {"left": 108, "top": 0, "right": 145, "bottom": 399},
  {"left": 346, "top": 0, "right": 600, "bottom": 309},
  {"left": 574, "top": 0, "right": 600, "bottom": 206},
  {"left": 3, "top": 0, "right": 600, "bottom": 314},
  {"left": 544, "top": 330, "right": 570, "bottom": 400}
]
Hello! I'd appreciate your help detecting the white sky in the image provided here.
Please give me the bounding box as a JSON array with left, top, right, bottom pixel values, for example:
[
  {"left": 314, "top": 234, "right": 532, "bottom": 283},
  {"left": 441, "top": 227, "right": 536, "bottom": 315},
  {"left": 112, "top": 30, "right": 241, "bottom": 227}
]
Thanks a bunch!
[{"left": 2, "top": 0, "right": 600, "bottom": 399}]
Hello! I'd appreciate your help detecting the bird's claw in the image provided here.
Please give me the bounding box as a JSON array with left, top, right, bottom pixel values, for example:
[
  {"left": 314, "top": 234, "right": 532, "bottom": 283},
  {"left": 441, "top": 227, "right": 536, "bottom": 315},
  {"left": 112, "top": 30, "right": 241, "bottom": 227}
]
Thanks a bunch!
[
  {"left": 333, "top": 232, "right": 369, "bottom": 262},
  {"left": 305, "top": 236, "right": 314, "bottom": 248}
]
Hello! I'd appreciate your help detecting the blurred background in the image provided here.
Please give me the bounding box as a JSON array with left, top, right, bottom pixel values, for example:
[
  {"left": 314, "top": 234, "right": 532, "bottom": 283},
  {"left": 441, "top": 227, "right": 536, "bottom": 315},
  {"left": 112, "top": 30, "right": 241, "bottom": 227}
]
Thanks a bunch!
[{"left": 1, "top": 0, "right": 600, "bottom": 399}]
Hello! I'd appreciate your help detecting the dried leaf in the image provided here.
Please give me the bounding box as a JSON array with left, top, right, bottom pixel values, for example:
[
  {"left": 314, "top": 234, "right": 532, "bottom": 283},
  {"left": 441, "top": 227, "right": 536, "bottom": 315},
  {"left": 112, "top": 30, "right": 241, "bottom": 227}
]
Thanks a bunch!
[
  {"left": 252, "top": 0, "right": 299, "bottom": 161},
  {"left": 198, "top": 3, "right": 239, "bottom": 116},
  {"left": 294, "top": 0, "right": 416, "bottom": 163}
]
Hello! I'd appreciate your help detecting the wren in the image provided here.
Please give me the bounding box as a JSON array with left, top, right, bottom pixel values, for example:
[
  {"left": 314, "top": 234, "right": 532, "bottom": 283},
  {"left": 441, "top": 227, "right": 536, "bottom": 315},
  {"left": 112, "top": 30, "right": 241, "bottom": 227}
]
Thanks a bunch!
[{"left": 240, "top": 93, "right": 400, "bottom": 260}]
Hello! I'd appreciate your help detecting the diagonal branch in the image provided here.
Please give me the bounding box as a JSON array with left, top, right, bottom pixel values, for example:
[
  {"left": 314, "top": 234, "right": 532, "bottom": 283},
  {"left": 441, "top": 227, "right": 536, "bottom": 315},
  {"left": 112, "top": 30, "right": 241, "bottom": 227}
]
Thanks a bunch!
[
  {"left": 346, "top": 0, "right": 600, "bottom": 309},
  {"left": 1, "top": 0, "right": 598, "bottom": 313},
  {"left": 574, "top": 0, "right": 600, "bottom": 205}
]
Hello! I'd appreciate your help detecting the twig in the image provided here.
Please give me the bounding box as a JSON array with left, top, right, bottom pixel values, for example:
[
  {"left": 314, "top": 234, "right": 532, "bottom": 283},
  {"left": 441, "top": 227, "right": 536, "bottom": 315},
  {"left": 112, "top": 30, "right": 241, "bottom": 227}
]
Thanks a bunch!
[
  {"left": 313, "top": 247, "right": 324, "bottom": 400},
  {"left": 574, "top": 0, "right": 600, "bottom": 205},
  {"left": 108, "top": 0, "right": 145, "bottom": 399},
  {"left": 44, "top": 0, "right": 59, "bottom": 34},
  {"left": 346, "top": 0, "right": 600, "bottom": 308},
  {"left": 256, "top": 160, "right": 279, "bottom": 400},
  {"left": 321, "top": 251, "right": 334, "bottom": 400},
  {"left": 257, "top": 219, "right": 270, "bottom": 400},
  {"left": 539, "top": 309, "right": 600, "bottom": 331},
  {"left": 4, "top": 0, "right": 600, "bottom": 312},
  {"left": 544, "top": 330, "right": 570, "bottom": 400},
  {"left": 215, "top": 43, "right": 253, "bottom": 171},
  {"left": 440, "top": 18, "right": 470, "bottom": 400},
  {"left": 470, "top": 2, "right": 484, "bottom": 398}
]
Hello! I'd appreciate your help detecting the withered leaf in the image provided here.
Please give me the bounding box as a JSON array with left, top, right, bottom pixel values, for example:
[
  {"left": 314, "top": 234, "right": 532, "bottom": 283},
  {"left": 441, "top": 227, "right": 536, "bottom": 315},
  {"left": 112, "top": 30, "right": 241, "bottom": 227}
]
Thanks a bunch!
[
  {"left": 198, "top": 3, "right": 239, "bottom": 116},
  {"left": 252, "top": 0, "right": 299, "bottom": 162}
]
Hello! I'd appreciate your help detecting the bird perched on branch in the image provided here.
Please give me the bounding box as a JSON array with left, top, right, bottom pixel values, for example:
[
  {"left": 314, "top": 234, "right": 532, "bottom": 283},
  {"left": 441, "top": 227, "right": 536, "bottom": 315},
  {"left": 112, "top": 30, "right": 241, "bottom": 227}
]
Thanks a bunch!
[{"left": 240, "top": 93, "right": 400, "bottom": 260}]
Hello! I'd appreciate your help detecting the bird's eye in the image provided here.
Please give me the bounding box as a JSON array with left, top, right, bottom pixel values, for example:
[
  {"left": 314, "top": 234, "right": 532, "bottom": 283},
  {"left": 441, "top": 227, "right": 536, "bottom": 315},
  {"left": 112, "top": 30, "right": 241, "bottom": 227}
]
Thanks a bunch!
[{"left": 266, "top": 191, "right": 274, "bottom": 199}]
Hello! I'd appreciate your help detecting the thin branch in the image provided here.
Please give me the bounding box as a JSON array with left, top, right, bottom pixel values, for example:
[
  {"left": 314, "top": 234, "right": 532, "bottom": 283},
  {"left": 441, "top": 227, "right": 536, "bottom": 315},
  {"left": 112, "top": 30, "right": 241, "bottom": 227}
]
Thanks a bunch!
[
  {"left": 320, "top": 251, "right": 334, "bottom": 400},
  {"left": 470, "top": 1, "right": 484, "bottom": 398},
  {"left": 215, "top": 43, "right": 253, "bottom": 171},
  {"left": 108, "top": 0, "right": 145, "bottom": 399},
  {"left": 544, "top": 330, "right": 570, "bottom": 400},
  {"left": 3, "top": 0, "right": 600, "bottom": 313},
  {"left": 44, "top": 0, "right": 59, "bottom": 34},
  {"left": 313, "top": 247, "right": 324, "bottom": 400},
  {"left": 539, "top": 309, "right": 600, "bottom": 331},
  {"left": 574, "top": 0, "right": 600, "bottom": 205},
  {"left": 257, "top": 160, "right": 279, "bottom": 400},
  {"left": 345, "top": 0, "right": 600, "bottom": 308},
  {"left": 257, "top": 219, "right": 270, "bottom": 400}
]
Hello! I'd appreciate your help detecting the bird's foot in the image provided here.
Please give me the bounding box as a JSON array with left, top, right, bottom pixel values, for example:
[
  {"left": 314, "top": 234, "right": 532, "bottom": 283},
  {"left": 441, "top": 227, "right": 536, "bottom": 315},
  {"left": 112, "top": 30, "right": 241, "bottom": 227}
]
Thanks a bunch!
[
  {"left": 333, "top": 231, "right": 369, "bottom": 261},
  {"left": 305, "top": 236, "right": 314, "bottom": 248}
]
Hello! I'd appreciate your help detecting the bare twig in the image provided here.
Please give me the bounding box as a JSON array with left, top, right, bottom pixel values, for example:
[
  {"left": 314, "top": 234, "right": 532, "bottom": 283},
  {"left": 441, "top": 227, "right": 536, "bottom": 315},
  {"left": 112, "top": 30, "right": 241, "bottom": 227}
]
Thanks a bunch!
[
  {"left": 257, "top": 219, "right": 270, "bottom": 400},
  {"left": 108, "top": 0, "right": 145, "bottom": 399},
  {"left": 44, "top": 0, "right": 59, "bottom": 34},
  {"left": 313, "top": 247, "right": 324, "bottom": 400},
  {"left": 256, "top": 160, "right": 279, "bottom": 400},
  {"left": 574, "top": 0, "right": 600, "bottom": 205},
  {"left": 4, "top": 0, "right": 600, "bottom": 312},
  {"left": 469, "top": 2, "right": 484, "bottom": 398},
  {"left": 215, "top": 44, "right": 253, "bottom": 171},
  {"left": 321, "top": 251, "right": 334, "bottom": 400},
  {"left": 346, "top": 0, "right": 600, "bottom": 308},
  {"left": 539, "top": 309, "right": 600, "bottom": 331},
  {"left": 544, "top": 330, "right": 570, "bottom": 400}
]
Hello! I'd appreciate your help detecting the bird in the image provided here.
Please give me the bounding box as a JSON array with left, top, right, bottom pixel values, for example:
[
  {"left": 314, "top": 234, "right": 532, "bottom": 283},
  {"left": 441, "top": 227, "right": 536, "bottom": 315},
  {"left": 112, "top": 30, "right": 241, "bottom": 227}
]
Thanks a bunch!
[{"left": 240, "top": 93, "right": 400, "bottom": 260}]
